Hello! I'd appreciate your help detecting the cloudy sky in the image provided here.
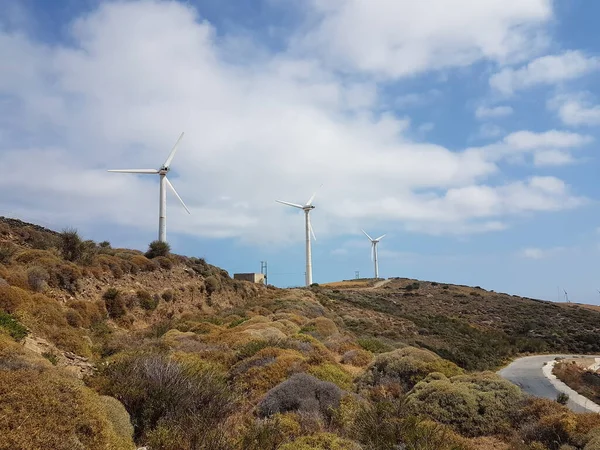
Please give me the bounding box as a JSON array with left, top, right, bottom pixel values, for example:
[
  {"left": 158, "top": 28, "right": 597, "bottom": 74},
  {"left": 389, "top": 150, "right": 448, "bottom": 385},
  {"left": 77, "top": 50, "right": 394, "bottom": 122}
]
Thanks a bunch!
[{"left": 1, "top": 0, "right": 600, "bottom": 302}]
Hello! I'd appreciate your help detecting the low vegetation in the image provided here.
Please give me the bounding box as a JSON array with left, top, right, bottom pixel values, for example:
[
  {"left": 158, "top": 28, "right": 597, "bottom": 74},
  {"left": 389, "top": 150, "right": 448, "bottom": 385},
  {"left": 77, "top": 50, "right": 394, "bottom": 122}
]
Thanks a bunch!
[
  {"left": 554, "top": 360, "right": 600, "bottom": 404},
  {"left": 2, "top": 217, "right": 600, "bottom": 449}
]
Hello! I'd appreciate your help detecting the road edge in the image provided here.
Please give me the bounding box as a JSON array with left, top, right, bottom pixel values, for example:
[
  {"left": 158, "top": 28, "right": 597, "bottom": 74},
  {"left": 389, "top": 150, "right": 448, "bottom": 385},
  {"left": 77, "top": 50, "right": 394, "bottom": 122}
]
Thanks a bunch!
[{"left": 542, "top": 358, "right": 600, "bottom": 413}]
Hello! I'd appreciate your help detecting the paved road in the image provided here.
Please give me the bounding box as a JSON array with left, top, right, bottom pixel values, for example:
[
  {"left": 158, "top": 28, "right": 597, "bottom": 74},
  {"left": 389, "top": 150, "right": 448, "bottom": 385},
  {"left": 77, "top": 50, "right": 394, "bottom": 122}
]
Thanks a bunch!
[{"left": 498, "top": 354, "right": 600, "bottom": 413}]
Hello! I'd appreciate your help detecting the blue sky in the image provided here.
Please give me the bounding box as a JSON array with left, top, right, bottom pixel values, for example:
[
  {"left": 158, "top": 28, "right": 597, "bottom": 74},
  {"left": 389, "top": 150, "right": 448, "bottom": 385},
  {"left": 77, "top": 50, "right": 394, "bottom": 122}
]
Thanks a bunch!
[{"left": 2, "top": 0, "right": 600, "bottom": 303}]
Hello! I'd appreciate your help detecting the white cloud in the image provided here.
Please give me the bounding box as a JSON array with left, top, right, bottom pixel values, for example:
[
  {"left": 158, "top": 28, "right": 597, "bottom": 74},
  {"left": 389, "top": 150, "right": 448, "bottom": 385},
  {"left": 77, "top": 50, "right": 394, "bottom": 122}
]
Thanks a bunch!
[
  {"left": 490, "top": 51, "right": 600, "bottom": 94},
  {"left": 548, "top": 93, "right": 600, "bottom": 126},
  {"left": 297, "top": 0, "right": 552, "bottom": 78},
  {"left": 468, "top": 130, "right": 592, "bottom": 166},
  {"left": 0, "top": 0, "right": 586, "bottom": 246},
  {"left": 520, "top": 246, "right": 566, "bottom": 259},
  {"left": 475, "top": 105, "right": 513, "bottom": 119}
]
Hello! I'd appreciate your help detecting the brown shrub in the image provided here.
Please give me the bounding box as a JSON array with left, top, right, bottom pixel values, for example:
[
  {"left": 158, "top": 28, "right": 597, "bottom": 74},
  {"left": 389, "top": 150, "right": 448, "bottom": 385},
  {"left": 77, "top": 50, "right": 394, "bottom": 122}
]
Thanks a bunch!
[
  {"left": 27, "top": 266, "right": 49, "bottom": 292},
  {"left": 341, "top": 349, "right": 373, "bottom": 367},
  {"left": 0, "top": 285, "right": 30, "bottom": 313},
  {"left": 130, "top": 255, "right": 157, "bottom": 272},
  {"left": 154, "top": 256, "right": 173, "bottom": 270},
  {"left": 67, "top": 300, "right": 106, "bottom": 328},
  {"left": 0, "top": 368, "right": 133, "bottom": 449},
  {"left": 103, "top": 288, "right": 126, "bottom": 319}
]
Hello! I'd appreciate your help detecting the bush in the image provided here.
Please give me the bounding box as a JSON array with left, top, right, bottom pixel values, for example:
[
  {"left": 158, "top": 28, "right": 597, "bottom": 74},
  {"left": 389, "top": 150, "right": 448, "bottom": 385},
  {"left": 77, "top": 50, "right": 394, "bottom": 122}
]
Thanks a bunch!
[
  {"left": 0, "top": 243, "right": 15, "bottom": 264},
  {"left": 145, "top": 240, "right": 170, "bottom": 259},
  {"left": 557, "top": 392, "right": 570, "bottom": 405},
  {"left": 205, "top": 276, "right": 220, "bottom": 296},
  {"left": 0, "top": 312, "right": 28, "bottom": 340},
  {"left": 137, "top": 290, "right": 159, "bottom": 311},
  {"left": 95, "top": 352, "right": 237, "bottom": 445},
  {"left": 406, "top": 371, "right": 524, "bottom": 437},
  {"left": 341, "top": 349, "right": 373, "bottom": 367},
  {"left": 59, "top": 227, "right": 83, "bottom": 262},
  {"left": 154, "top": 256, "right": 173, "bottom": 270},
  {"left": 103, "top": 288, "right": 126, "bottom": 319},
  {"left": 358, "top": 346, "right": 463, "bottom": 392},
  {"left": 258, "top": 373, "right": 342, "bottom": 421},
  {"left": 0, "top": 368, "right": 133, "bottom": 449},
  {"left": 357, "top": 337, "right": 392, "bottom": 354},
  {"left": 308, "top": 363, "right": 354, "bottom": 390},
  {"left": 278, "top": 432, "right": 361, "bottom": 450},
  {"left": 27, "top": 266, "right": 49, "bottom": 292}
]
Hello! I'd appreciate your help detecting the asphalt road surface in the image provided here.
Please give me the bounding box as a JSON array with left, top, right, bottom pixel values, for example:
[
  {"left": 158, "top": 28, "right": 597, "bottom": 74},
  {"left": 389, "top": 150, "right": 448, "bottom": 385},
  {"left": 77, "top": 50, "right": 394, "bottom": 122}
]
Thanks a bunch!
[{"left": 498, "top": 354, "right": 600, "bottom": 413}]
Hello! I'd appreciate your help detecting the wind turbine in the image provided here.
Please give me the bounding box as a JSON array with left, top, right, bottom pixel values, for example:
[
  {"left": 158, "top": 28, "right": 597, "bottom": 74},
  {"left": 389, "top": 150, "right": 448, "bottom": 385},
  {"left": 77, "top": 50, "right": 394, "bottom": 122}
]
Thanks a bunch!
[
  {"left": 276, "top": 192, "right": 318, "bottom": 286},
  {"left": 108, "top": 132, "right": 190, "bottom": 243},
  {"left": 361, "top": 229, "right": 386, "bottom": 279}
]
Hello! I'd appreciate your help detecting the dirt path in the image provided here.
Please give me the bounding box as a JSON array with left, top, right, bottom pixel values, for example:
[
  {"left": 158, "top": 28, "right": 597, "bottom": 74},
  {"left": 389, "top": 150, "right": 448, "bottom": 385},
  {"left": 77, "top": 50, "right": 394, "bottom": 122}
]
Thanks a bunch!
[{"left": 369, "top": 278, "right": 392, "bottom": 289}]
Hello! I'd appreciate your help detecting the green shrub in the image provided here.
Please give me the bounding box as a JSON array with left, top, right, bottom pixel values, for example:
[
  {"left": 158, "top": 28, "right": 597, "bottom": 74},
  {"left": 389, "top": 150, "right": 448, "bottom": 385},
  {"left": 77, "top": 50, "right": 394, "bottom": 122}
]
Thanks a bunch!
[
  {"left": 406, "top": 371, "right": 524, "bottom": 437},
  {"left": 103, "top": 288, "right": 126, "bottom": 319},
  {"left": 59, "top": 227, "right": 83, "bottom": 262},
  {"left": 278, "top": 432, "right": 361, "bottom": 450},
  {"left": 42, "top": 351, "right": 59, "bottom": 365},
  {"left": 358, "top": 346, "right": 463, "bottom": 392},
  {"left": 557, "top": 392, "right": 570, "bottom": 405},
  {"left": 358, "top": 338, "right": 392, "bottom": 354},
  {"left": 161, "top": 290, "right": 174, "bottom": 302},
  {"left": 0, "top": 312, "right": 28, "bottom": 340},
  {"left": 145, "top": 240, "right": 170, "bottom": 259},
  {"left": 137, "top": 290, "right": 159, "bottom": 311}
]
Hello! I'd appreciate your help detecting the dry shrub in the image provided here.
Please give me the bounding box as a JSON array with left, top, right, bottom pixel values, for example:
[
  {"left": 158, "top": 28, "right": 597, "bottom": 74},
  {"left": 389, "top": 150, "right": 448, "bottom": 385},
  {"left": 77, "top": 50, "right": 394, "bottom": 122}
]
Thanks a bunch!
[
  {"left": 257, "top": 373, "right": 342, "bottom": 421},
  {"left": 67, "top": 299, "right": 106, "bottom": 328},
  {"left": 0, "top": 333, "right": 50, "bottom": 371},
  {"left": 0, "top": 285, "right": 30, "bottom": 313},
  {"left": 301, "top": 317, "right": 339, "bottom": 340},
  {"left": 232, "top": 347, "right": 307, "bottom": 396},
  {"left": 341, "top": 349, "right": 373, "bottom": 367},
  {"left": 205, "top": 275, "right": 220, "bottom": 295},
  {"left": 103, "top": 288, "right": 126, "bottom": 319},
  {"left": 27, "top": 265, "right": 49, "bottom": 292},
  {"left": 0, "top": 242, "right": 16, "bottom": 263},
  {"left": 278, "top": 432, "right": 362, "bottom": 450},
  {"left": 130, "top": 255, "right": 157, "bottom": 272},
  {"left": 95, "top": 352, "right": 237, "bottom": 446},
  {"left": 137, "top": 290, "right": 159, "bottom": 311},
  {"left": 358, "top": 346, "right": 463, "bottom": 392},
  {"left": 406, "top": 371, "right": 524, "bottom": 437},
  {"left": 0, "top": 368, "right": 133, "bottom": 449},
  {"left": 238, "top": 414, "right": 301, "bottom": 450},
  {"left": 154, "top": 256, "right": 173, "bottom": 270},
  {"left": 99, "top": 395, "right": 135, "bottom": 443}
]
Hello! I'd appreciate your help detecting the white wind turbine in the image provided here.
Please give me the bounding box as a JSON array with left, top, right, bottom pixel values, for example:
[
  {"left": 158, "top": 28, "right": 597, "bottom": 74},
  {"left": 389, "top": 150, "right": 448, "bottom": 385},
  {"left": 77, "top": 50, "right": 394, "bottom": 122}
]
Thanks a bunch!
[
  {"left": 108, "top": 132, "right": 190, "bottom": 243},
  {"left": 276, "top": 192, "right": 318, "bottom": 287},
  {"left": 361, "top": 229, "right": 386, "bottom": 279}
]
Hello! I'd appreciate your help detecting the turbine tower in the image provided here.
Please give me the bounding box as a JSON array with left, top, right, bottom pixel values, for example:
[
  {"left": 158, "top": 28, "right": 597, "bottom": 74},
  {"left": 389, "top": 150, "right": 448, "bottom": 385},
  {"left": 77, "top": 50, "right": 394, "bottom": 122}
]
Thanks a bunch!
[
  {"left": 361, "top": 229, "right": 386, "bottom": 279},
  {"left": 276, "top": 193, "right": 317, "bottom": 286},
  {"left": 108, "top": 132, "right": 190, "bottom": 243}
]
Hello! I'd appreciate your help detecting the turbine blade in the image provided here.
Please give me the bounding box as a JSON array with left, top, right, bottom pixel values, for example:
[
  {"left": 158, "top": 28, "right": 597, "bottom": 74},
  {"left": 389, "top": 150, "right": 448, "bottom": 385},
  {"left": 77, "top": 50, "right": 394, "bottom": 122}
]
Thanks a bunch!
[
  {"left": 163, "top": 132, "right": 185, "bottom": 168},
  {"left": 305, "top": 192, "right": 317, "bottom": 206},
  {"left": 370, "top": 243, "right": 374, "bottom": 261},
  {"left": 276, "top": 200, "right": 304, "bottom": 209},
  {"left": 375, "top": 234, "right": 387, "bottom": 241},
  {"left": 309, "top": 220, "right": 316, "bottom": 241},
  {"left": 361, "top": 229, "right": 374, "bottom": 241},
  {"left": 165, "top": 177, "right": 191, "bottom": 214},
  {"left": 107, "top": 169, "right": 159, "bottom": 174}
]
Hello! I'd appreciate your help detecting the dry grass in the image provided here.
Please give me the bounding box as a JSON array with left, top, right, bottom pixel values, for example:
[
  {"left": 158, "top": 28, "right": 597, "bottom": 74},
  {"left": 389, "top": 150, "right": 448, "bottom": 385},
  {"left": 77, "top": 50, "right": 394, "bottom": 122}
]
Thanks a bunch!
[
  {"left": 553, "top": 361, "right": 600, "bottom": 404},
  {"left": 321, "top": 279, "right": 374, "bottom": 289}
]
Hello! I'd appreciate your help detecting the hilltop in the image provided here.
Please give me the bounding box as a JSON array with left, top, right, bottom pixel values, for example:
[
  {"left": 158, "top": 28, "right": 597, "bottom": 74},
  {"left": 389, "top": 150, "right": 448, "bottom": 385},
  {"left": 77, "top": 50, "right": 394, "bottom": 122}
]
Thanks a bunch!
[{"left": 2, "top": 217, "right": 600, "bottom": 450}]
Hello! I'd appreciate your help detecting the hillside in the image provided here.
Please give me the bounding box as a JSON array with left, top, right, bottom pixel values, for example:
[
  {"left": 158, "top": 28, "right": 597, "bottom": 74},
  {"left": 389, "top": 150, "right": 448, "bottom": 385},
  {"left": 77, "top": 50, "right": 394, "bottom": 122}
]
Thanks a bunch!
[{"left": 2, "top": 217, "right": 600, "bottom": 450}]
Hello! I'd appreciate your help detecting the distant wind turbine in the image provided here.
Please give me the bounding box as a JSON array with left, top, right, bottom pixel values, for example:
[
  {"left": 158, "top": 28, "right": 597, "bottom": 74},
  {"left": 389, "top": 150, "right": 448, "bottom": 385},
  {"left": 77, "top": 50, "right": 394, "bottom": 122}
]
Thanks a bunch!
[
  {"left": 361, "top": 230, "right": 386, "bottom": 279},
  {"left": 276, "top": 192, "right": 318, "bottom": 286},
  {"left": 108, "top": 132, "right": 190, "bottom": 243}
]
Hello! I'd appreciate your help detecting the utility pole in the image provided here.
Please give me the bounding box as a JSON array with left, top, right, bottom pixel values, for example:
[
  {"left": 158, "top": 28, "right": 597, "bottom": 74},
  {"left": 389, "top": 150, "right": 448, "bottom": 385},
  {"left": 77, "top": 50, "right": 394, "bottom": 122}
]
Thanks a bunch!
[{"left": 260, "top": 261, "right": 268, "bottom": 285}]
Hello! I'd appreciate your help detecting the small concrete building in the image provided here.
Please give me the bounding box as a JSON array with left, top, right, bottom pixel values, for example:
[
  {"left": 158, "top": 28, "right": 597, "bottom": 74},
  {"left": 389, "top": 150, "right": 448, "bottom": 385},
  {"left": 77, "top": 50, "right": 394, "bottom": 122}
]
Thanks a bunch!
[{"left": 233, "top": 273, "right": 265, "bottom": 284}]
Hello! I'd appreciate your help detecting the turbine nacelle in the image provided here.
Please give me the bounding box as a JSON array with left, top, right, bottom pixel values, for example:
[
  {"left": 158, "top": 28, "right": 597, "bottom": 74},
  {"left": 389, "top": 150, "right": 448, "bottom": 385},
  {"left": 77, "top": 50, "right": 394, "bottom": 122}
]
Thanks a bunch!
[{"left": 107, "top": 132, "right": 190, "bottom": 242}]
